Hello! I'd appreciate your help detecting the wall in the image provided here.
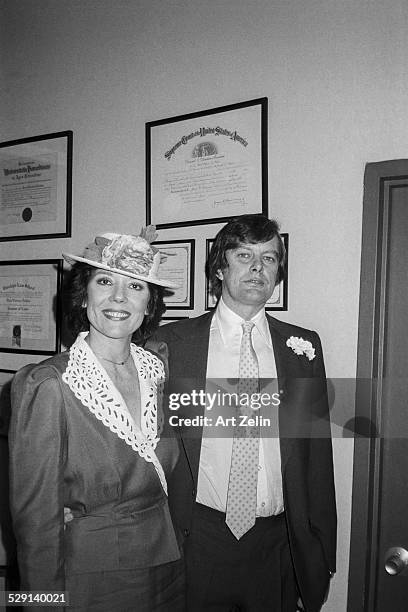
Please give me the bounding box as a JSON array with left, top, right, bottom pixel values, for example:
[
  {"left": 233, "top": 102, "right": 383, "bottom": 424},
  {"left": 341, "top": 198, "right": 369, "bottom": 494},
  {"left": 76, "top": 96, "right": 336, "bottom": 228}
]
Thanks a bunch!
[{"left": 1, "top": 1, "right": 408, "bottom": 609}]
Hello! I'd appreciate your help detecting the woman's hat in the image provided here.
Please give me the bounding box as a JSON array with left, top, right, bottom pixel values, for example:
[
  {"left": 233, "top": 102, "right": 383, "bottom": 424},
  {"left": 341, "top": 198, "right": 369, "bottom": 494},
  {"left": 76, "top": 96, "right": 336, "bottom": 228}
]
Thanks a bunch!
[{"left": 62, "top": 226, "right": 178, "bottom": 289}]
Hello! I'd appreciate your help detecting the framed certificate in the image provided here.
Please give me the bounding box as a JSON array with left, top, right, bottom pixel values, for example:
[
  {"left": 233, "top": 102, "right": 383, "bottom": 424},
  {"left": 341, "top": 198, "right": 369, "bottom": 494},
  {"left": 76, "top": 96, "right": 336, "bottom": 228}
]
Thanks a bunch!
[
  {"left": 0, "top": 131, "right": 73, "bottom": 241},
  {"left": 205, "top": 234, "right": 289, "bottom": 311},
  {"left": 0, "top": 369, "right": 15, "bottom": 437},
  {"left": 153, "top": 239, "right": 195, "bottom": 309},
  {"left": 0, "top": 259, "right": 63, "bottom": 354},
  {"left": 146, "top": 98, "right": 267, "bottom": 228}
]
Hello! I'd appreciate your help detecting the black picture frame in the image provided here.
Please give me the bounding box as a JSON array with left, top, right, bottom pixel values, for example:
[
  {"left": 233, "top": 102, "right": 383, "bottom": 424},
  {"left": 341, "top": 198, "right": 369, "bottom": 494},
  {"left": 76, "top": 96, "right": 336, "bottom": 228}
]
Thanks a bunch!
[
  {"left": 0, "top": 368, "right": 16, "bottom": 437},
  {"left": 0, "top": 131, "right": 73, "bottom": 241},
  {"left": 153, "top": 239, "right": 195, "bottom": 310},
  {"left": 146, "top": 98, "right": 268, "bottom": 229},
  {"left": 0, "top": 259, "right": 63, "bottom": 354}
]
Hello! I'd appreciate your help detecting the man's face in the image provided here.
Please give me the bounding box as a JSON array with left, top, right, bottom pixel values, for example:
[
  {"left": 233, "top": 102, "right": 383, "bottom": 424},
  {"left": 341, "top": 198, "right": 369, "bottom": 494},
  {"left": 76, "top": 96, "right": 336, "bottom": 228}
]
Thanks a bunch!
[{"left": 217, "top": 237, "right": 280, "bottom": 318}]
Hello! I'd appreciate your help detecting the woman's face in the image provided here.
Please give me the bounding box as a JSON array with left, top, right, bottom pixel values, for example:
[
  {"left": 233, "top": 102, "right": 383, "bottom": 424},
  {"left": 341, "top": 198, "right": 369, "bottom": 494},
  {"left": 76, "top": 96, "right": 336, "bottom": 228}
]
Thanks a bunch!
[{"left": 85, "top": 268, "right": 150, "bottom": 342}]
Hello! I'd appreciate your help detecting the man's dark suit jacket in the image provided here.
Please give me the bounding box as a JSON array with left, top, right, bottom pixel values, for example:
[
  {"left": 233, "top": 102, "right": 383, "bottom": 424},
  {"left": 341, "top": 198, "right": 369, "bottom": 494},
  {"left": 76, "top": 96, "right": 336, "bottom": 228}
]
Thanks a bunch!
[{"left": 153, "top": 311, "right": 337, "bottom": 612}]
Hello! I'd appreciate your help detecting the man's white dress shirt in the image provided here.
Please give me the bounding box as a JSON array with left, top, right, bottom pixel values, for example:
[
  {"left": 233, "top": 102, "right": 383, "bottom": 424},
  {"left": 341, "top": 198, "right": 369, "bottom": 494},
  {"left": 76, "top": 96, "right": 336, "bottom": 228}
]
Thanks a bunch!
[{"left": 196, "top": 298, "right": 284, "bottom": 516}]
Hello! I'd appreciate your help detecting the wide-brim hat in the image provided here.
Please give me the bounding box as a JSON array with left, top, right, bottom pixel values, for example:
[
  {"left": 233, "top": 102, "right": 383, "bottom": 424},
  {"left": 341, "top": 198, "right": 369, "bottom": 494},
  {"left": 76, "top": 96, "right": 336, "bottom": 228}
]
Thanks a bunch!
[{"left": 62, "top": 227, "right": 179, "bottom": 289}]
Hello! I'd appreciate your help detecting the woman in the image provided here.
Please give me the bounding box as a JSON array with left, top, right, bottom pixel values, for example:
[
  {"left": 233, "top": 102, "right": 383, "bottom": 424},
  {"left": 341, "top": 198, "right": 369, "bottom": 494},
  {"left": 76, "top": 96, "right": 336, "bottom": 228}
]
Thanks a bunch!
[{"left": 9, "top": 228, "right": 184, "bottom": 611}]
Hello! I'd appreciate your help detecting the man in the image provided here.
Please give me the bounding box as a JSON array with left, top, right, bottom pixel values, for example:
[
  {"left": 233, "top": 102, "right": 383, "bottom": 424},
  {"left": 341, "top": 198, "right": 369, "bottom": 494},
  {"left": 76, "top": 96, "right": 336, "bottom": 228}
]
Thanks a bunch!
[{"left": 156, "top": 214, "right": 336, "bottom": 612}]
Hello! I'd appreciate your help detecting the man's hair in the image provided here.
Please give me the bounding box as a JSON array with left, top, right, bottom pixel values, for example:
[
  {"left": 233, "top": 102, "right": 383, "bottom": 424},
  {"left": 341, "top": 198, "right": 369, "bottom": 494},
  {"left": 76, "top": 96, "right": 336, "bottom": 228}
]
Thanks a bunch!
[
  {"left": 207, "top": 214, "right": 286, "bottom": 299},
  {"left": 64, "top": 262, "right": 166, "bottom": 341}
]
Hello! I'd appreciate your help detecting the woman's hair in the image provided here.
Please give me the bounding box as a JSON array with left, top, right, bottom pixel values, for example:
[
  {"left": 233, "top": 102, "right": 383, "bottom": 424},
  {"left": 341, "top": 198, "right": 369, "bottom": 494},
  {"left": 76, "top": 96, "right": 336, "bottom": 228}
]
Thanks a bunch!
[
  {"left": 64, "top": 262, "right": 166, "bottom": 341},
  {"left": 207, "top": 214, "right": 286, "bottom": 300}
]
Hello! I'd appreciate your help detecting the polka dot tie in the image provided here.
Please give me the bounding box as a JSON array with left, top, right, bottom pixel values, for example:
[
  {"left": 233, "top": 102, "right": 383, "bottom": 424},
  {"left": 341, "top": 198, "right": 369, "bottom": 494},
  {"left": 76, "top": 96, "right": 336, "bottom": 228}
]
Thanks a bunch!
[{"left": 225, "top": 321, "right": 260, "bottom": 540}]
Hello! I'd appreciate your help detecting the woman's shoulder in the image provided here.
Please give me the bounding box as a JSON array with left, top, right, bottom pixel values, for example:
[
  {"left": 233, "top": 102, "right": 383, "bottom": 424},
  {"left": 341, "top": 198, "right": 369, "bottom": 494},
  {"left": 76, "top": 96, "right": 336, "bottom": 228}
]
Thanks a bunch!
[
  {"left": 10, "top": 353, "right": 71, "bottom": 436},
  {"left": 13, "top": 351, "right": 70, "bottom": 389}
]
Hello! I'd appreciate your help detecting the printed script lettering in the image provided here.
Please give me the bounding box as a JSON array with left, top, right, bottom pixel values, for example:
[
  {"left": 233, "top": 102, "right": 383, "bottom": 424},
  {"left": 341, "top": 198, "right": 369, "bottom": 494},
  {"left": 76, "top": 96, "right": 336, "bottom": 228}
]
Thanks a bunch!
[{"left": 165, "top": 156, "right": 249, "bottom": 209}]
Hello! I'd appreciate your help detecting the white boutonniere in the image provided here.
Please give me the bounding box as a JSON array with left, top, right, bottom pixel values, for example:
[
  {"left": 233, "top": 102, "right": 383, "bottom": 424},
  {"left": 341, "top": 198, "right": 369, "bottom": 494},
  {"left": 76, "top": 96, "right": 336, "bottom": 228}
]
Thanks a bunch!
[{"left": 286, "top": 336, "right": 316, "bottom": 361}]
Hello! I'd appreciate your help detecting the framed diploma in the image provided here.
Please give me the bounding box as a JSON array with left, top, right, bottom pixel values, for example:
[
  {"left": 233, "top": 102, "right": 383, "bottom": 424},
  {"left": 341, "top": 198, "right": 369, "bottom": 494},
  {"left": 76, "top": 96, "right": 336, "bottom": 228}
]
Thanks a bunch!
[
  {"left": 0, "top": 259, "right": 63, "bottom": 354},
  {"left": 205, "top": 234, "right": 289, "bottom": 311},
  {"left": 153, "top": 239, "right": 195, "bottom": 309},
  {"left": 0, "top": 131, "right": 73, "bottom": 241},
  {"left": 146, "top": 98, "right": 268, "bottom": 228},
  {"left": 0, "top": 369, "right": 15, "bottom": 437}
]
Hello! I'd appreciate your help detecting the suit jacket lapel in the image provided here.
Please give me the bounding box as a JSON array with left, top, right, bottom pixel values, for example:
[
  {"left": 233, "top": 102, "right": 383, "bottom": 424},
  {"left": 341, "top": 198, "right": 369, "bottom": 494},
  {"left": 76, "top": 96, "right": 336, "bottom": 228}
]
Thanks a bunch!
[
  {"left": 169, "top": 312, "right": 213, "bottom": 388},
  {"left": 170, "top": 313, "right": 213, "bottom": 486},
  {"left": 268, "top": 316, "right": 312, "bottom": 469}
]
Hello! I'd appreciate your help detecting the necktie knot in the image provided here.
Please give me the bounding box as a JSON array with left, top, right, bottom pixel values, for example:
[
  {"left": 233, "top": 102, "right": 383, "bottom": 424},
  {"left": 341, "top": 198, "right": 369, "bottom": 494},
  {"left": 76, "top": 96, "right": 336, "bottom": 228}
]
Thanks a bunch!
[{"left": 242, "top": 320, "right": 255, "bottom": 336}]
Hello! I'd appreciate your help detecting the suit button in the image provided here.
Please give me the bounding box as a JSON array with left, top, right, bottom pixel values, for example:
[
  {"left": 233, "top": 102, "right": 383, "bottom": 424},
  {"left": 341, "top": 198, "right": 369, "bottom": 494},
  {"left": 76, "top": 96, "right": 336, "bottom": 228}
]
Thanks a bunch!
[
  {"left": 183, "top": 528, "right": 190, "bottom": 537},
  {"left": 192, "top": 488, "right": 196, "bottom": 498}
]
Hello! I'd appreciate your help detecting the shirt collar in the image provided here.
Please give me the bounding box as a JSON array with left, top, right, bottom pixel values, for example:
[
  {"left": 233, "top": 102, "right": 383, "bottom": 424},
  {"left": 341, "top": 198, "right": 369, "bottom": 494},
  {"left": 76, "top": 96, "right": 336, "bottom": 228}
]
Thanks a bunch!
[{"left": 212, "top": 297, "right": 272, "bottom": 346}]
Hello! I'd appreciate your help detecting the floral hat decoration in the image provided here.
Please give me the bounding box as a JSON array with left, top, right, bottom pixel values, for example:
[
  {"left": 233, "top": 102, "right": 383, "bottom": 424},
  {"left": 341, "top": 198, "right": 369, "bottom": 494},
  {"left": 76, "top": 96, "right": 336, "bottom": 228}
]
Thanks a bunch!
[{"left": 62, "top": 225, "right": 178, "bottom": 289}]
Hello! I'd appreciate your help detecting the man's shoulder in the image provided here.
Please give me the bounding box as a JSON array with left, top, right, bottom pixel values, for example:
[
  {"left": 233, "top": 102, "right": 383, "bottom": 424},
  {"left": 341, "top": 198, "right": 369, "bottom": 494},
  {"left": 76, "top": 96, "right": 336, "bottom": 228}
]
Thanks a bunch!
[
  {"left": 266, "top": 314, "right": 321, "bottom": 343},
  {"left": 155, "top": 311, "right": 213, "bottom": 341}
]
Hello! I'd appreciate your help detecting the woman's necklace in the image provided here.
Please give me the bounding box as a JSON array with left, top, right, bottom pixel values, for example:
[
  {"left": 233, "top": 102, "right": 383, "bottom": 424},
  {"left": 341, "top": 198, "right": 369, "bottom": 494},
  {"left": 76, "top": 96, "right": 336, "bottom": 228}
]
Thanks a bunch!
[{"left": 97, "top": 352, "right": 131, "bottom": 366}]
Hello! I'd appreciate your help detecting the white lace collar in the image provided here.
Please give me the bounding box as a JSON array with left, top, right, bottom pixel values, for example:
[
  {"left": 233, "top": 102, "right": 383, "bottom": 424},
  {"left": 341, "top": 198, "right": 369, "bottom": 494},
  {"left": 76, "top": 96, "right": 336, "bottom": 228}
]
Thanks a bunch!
[{"left": 62, "top": 332, "right": 168, "bottom": 494}]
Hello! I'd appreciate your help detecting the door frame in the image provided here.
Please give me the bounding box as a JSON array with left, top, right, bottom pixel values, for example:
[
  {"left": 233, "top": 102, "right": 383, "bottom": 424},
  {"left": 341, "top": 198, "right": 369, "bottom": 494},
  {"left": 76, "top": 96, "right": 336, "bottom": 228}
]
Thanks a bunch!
[{"left": 348, "top": 160, "right": 408, "bottom": 610}]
